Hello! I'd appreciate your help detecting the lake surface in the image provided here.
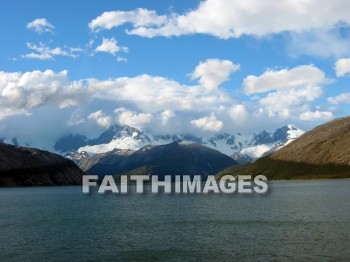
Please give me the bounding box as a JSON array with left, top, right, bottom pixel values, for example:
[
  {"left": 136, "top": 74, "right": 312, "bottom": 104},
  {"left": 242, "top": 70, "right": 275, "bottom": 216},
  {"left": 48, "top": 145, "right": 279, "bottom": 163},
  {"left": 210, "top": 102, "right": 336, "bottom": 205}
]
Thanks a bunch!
[{"left": 0, "top": 180, "right": 349, "bottom": 261}]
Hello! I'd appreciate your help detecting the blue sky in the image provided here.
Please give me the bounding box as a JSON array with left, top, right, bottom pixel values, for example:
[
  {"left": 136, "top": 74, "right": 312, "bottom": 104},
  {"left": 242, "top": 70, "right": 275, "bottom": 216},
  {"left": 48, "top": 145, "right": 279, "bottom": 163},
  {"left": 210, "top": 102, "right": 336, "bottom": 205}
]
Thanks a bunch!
[{"left": 1, "top": 0, "right": 350, "bottom": 147}]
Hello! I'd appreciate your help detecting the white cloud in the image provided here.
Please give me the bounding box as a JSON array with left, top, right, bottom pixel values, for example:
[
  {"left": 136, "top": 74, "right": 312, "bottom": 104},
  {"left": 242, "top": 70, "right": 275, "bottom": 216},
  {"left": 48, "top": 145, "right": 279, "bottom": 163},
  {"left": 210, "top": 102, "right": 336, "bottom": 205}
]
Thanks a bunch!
[
  {"left": 335, "top": 58, "right": 350, "bottom": 77},
  {"left": 88, "top": 110, "right": 112, "bottom": 128},
  {"left": 328, "top": 93, "right": 350, "bottom": 104},
  {"left": 0, "top": 63, "right": 336, "bottom": 137},
  {"left": 0, "top": 67, "right": 230, "bottom": 122},
  {"left": 115, "top": 108, "right": 153, "bottom": 127},
  {"left": 160, "top": 110, "right": 175, "bottom": 125},
  {"left": 87, "top": 74, "right": 230, "bottom": 113},
  {"left": 243, "top": 65, "right": 326, "bottom": 95},
  {"left": 191, "top": 59, "right": 240, "bottom": 90},
  {"left": 229, "top": 104, "right": 248, "bottom": 123},
  {"left": 191, "top": 113, "right": 223, "bottom": 132},
  {"left": 242, "top": 65, "right": 330, "bottom": 120},
  {"left": 27, "top": 18, "right": 55, "bottom": 34},
  {"left": 299, "top": 110, "right": 333, "bottom": 121},
  {"left": 259, "top": 86, "right": 323, "bottom": 118},
  {"left": 23, "top": 53, "right": 52, "bottom": 60},
  {"left": 89, "top": 1, "right": 350, "bottom": 39},
  {"left": 95, "top": 38, "right": 128, "bottom": 55},
  {"left": 22, "top": 42, "right": 82, "bottom": 60},
  {"left": 0, "top": 70, "right": 87, "bottom": 119},
  {"left": 89, "top": 8, "right": 167, "bottom": 31}
]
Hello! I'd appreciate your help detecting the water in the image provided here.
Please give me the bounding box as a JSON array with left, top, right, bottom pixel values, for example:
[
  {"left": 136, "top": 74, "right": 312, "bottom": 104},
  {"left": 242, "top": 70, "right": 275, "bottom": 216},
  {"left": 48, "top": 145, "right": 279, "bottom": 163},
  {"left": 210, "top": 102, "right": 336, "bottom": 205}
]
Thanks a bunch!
[{"left": 0, "top": 180, "right": 349, "bottom": 261}]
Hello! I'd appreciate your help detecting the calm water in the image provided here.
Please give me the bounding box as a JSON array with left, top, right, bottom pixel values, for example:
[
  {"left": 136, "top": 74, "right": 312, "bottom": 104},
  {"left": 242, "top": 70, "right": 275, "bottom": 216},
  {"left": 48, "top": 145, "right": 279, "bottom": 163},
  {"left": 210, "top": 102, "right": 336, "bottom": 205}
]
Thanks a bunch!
[{"left": 0, "top": 180, "right": 349, "bottom": 261}]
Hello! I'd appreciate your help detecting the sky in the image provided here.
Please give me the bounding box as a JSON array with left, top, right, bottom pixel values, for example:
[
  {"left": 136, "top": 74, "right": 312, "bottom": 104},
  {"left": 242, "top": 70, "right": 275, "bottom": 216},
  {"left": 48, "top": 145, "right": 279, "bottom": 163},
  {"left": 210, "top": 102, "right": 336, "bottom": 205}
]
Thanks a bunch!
[{"left": 1, "top": 0, "right": 350, "bottom": 148}]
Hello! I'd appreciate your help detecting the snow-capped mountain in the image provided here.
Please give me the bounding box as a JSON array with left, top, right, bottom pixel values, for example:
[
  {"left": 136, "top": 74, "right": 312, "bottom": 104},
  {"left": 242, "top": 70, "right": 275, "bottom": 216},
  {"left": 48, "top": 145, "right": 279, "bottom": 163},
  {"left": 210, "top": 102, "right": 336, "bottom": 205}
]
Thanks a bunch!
[
  {"left": 65, "top": 151, "right": 90, "bottom": 163},
  {"left": 79, "top": 141, "right": 237, "bottom": 178},
  {"left": 55, "top": 124, "right": 304, "bottom": 162},
  {"left": 232, "top": 125, "right": 304, "bottom": 163}
]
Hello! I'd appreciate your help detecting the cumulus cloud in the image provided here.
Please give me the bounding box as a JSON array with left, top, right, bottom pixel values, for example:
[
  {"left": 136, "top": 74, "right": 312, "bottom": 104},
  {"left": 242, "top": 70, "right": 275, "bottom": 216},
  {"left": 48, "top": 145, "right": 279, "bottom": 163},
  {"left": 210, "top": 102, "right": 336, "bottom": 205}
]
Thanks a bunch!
[
  {"left": 241, "top": 64, "right": 330, "bottom": 120},
  {"left": 26, "top": 18, "right": 55, "bottom": 34},
  {"left": 191, "top": 113, "right": 223, "bottom": 132},
  {"left": 191, "top": 59, "right": 240, "bottom": 90},
  {"left": 115, "top": 108, "right": 153, "bottom": 127},
  {"left": 22, "top": 42, "right": 83, "bottom": 60},
  {"left": 0, "top": 70, "right": 87, "bottom": 119},
  {"left": 299, "top": 110, "right": 334, "bottom": 121},
  {"left": 88, "top": 110, "right": 112, "bottom": 128},
  {"left": 87, "top": 74, "right": 230, "bottom": 113},
  {"left": 89, "top": 8, "right": 167, "bottom": 32},
  {"left": 89, "top": 0, "right": 350, "bottom": 39},
  {"left": 328, "top": 93, "right": 350, "bottom": 104},
  {"left": 259, "top": 86, "right": 323, "bottom": 119},
  {"left": 160, "top": 110, "right": 175, "bottom": 125},
  {"left": 0, "top": 62, "right": 338, "bottom": 143},
  {"left": 0, "top": 66, "right": 231, "bottom": 122},
  {"left": 229, "top": 104, "right": 248, "bottom": 123},
  {"left": 335, "top": 58, "right": 350, "bottom": 77},
  {"left": 95, "top": 37, "right": 128, "bottom": 55},
  {"left": 243, "top": 65, "right": 326, "bottom": 94}
]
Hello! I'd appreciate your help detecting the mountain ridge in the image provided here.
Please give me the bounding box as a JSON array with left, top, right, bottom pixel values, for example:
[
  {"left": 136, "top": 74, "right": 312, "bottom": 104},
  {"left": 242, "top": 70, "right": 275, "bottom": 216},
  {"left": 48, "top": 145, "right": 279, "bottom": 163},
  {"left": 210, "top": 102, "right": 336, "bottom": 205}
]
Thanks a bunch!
[
  {"left": 217, "top": 116, "right": 350, "bottom": 180},
  {"left": 79, "top": 140, "right": 238, "bottom": 179},
  {"left": 54, "top": 124, "right": 304, "bottom": 160}
]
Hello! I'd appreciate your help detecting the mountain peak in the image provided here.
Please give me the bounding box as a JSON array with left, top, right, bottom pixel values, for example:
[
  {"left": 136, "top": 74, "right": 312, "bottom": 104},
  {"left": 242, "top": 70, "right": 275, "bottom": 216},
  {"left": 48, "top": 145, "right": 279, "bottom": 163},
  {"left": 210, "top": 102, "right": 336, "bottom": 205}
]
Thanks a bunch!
[
  {"left": 287, "top": 124, "right": 298, "bottom": 130},
  {"left": 234, "top": 116, "right": 350, "bottom": 179},
  {"left": 178, "top": 140, "right": 196, "bottom": 146},
  {"left": 56, "top": 124, "right": 305, "bottom": 159}
]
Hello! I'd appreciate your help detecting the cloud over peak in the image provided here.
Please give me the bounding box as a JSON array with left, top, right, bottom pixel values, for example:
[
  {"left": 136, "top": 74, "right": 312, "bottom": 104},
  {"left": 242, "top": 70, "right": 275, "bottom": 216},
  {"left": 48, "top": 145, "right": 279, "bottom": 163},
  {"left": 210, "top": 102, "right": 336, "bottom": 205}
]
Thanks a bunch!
[
  {"left": 115, "top": 108, "right": 153, "bottom": 128},
  {"left": 88, "top": 110, "right": 112, "bottom": 129},
  {"left": 191, "top": 113, "right": 223, "bottom": 132}
]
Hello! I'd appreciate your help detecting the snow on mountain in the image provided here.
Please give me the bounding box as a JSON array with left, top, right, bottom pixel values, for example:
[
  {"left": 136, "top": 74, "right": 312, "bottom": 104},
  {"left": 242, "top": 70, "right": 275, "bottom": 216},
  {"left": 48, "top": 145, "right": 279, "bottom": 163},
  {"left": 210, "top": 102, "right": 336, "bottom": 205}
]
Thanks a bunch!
[
  {"left": 75, "top": 127, "right": 245, "bottom": 156},
  {"left": 78, "top": 136, "right": 146, "bottom": 154},
  {"left": 241, "top": 144, "right": 274, "bottom": 159},
  {"left": 232, "top": 125, "right": 305, "bottom": 163},
  {"left": 286, "top": 124, "right": 304, "bottom": 139},
  {"left": 65, "top": 151, "right": 90, "bottom": 164},
  {"left": 77, "top": 126, "right": 171, "bottom": 154},
  {"left": 54, "top": 124, "right": 304, "bottom": 163}
]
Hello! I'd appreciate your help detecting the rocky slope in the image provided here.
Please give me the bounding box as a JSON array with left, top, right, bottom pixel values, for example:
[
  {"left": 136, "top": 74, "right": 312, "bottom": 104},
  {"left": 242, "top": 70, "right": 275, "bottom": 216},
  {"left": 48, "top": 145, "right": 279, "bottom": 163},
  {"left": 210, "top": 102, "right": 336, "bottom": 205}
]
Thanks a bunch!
[
  {"left": 0, "top": 144, "right": 85, "bottom": 186},
  {"left": 218, "top": 117, "right": 350, "bottom": 180}
]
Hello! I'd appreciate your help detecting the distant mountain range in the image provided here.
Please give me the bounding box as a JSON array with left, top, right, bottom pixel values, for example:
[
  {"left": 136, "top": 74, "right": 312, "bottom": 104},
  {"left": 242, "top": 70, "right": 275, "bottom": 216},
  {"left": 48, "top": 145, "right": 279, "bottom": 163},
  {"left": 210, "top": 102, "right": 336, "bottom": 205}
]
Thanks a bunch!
[
  {"left": 1, "top": 117, "right": 350, "bottom": 186},
  {"left": 217, "top": 116, "right": 350, "bottom": 180},
  {"left": 55, "top": 124, "right": 304, "bottom": 162},
  {"left": 0, "top": 144, "right": 84, "bottom": 187},
  {"left": 74, "top": 141, "right": 237, "bottom": 179}
]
